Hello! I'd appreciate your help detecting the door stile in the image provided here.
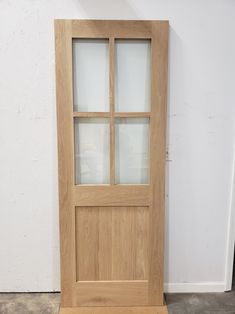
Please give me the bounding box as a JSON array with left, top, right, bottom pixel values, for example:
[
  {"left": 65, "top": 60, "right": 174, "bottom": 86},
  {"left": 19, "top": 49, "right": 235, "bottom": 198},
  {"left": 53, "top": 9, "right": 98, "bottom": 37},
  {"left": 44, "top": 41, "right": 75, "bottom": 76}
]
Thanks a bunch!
[
  {"left": 55, "top": 20, "right": 77, "bottom": 306},
  {"left": 148, "top": 24, "right": 169, "bottom": 305},
  {"left": 109, "top": 37, "right": 115, "bottom": 185}
]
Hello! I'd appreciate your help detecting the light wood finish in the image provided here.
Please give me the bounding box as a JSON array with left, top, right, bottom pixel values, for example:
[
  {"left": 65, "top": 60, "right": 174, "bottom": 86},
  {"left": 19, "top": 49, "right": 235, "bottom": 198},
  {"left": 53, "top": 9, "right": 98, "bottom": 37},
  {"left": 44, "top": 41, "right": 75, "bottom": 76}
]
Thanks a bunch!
[
  {"left": 74, "top": 280, "right": 148, "bottom": 306},
  {"left": 55, "top": 20, "right": 75, "bottom": 306},
  {"left": 55, "top": 19, "right": 169, "bottom": 308},
  {"left": 70, "top": 19, "right": 168, "bottom": 39},
  {"left": 114, "top": 112, "right": 150, "bottom": 117},
  {"left": 73, "top": 112, "right": 150, "bottom": 118},
  {"left": 148, "top": 21, "right": 169, "bottom": 305},
  {"left": 60, "top": 305, "right": 168, "bottom": 314},
  {"left": 73, "top": 185, "right": 150, "bottom": 206},
  {"left": 76, "top": 206, "right": 148, "bottom": 281},
  {"left": 109, "top": 37, "right": 115, "bottom": 185},
  {"left": 73, "top": 112, "right": 110, "bottom": 118}
]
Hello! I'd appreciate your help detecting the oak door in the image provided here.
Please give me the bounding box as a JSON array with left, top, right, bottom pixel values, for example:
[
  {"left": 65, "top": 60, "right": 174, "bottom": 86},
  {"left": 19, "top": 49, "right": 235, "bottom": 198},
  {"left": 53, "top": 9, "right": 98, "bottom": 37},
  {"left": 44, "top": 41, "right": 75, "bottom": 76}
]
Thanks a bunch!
[{"left": 55, "top": 19, "right": 168, "bottom": 307}]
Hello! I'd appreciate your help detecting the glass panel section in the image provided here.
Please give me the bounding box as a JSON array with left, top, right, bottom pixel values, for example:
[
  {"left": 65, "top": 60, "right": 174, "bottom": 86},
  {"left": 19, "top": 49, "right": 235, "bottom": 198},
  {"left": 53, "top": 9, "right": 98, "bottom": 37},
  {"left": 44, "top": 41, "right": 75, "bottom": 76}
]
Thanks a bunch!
[
  {"left": 115, "top": 40, "right": 151, "bottom": 112},
  {"left": 74, "top": 118, "right": 109, "bottom": 184},
  {"left": 73, "top": 39, "right": 109, "bottom": 112},
  {"left": 115, "top": 118, "right": 149, "bottom": 184}
]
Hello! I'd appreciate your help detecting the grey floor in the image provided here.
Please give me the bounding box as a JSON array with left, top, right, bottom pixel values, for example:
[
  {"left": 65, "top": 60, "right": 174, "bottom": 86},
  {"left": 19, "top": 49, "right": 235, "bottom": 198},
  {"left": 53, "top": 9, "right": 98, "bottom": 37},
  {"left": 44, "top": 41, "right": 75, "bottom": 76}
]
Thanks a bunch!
[
  {"left": 0, "top": 291, "right": 235, "bottom": 314},
  {"left": 165, "top": 292, "right": 235, "bottom": 313}
]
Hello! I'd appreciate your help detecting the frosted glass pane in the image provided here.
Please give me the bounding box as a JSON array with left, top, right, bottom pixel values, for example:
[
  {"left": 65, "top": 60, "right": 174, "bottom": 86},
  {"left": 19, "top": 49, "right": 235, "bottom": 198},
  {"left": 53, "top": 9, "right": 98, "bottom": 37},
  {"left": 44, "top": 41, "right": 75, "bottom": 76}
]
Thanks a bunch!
[
  {"left": 73, "top": 39, "right": 109, "bottom": 112},
  {"left": 115, "top": 40, "right": 151, "bottom": 112},
  {"left": 115, "top": 118, "right": 149, "bottom": 184},
  {"left": 74, "top": 118, "right": 109, "bottom": 184}
]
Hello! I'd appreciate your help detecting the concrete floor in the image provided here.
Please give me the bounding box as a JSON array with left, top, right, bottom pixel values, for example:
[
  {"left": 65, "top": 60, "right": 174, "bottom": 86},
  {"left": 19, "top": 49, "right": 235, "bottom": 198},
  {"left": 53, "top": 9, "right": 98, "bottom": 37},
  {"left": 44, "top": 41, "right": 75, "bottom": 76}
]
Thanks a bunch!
[
  {"left": 0, "top": 292, "right": 235, "bottom": 314},
  {"left": 166, "top": 292, "right": 235, "bottom": 313},
  {"left": 0, "top": 293, "right": 60, "bottom": 314}
]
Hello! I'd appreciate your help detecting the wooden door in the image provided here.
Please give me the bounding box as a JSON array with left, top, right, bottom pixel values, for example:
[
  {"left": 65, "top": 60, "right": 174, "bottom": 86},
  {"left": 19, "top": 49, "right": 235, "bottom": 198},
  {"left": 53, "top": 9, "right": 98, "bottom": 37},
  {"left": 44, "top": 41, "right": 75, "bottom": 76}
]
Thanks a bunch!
[{"left": 55, "top": 20, "right": 168, "bottom": 309}]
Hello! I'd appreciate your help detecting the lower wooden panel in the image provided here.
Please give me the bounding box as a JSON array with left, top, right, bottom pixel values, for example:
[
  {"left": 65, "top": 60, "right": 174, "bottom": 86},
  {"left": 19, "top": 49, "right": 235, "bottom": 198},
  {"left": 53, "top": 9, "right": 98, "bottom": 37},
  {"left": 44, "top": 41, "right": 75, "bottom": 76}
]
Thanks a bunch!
[
  {"left": 75, "top": 206, "right": 149, "bottom": 281},
  {"left": 60, "top": 305, "right": 168, "bottom": 314}
]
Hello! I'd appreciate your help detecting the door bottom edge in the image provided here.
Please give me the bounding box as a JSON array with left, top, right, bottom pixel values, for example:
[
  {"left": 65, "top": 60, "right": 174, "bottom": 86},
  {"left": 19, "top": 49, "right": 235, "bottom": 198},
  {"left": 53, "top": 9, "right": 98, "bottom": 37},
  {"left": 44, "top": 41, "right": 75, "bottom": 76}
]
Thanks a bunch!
[{"left": 59, "top": 305, "right": 168, "bottom": 314}]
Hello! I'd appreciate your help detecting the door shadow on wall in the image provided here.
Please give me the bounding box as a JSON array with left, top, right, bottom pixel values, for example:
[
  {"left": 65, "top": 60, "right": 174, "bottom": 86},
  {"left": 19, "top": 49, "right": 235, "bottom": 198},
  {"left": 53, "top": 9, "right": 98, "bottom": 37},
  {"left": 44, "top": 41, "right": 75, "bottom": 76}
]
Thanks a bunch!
[
  {"left": 232, "top": 248, "right": 235, "bottom": 290},
  {"left": 165, "top": 27, "right": 184, "bottom": 288}
]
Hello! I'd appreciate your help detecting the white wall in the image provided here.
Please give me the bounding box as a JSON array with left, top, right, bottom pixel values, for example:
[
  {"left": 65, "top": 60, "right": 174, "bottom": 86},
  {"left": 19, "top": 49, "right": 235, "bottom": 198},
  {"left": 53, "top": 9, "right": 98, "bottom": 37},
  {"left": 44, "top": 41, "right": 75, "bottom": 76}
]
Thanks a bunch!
[{"left": 0, "top": 0, "right": 235, "bottom": 292}]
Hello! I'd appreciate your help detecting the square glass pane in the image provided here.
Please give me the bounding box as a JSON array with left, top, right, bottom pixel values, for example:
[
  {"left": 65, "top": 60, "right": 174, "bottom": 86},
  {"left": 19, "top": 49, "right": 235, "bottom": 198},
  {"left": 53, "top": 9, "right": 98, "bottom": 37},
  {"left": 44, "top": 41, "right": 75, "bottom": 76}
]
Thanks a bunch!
[
  {"left": 73, "top": 39, "right": 109, "bottom": 112},
  {"left": 115, "top": 40, "right": 151, "bottom": 112},
  {"left": 74, "top": 118, "right": 109, "bottom": 184},
  {"left": 115, "top": 118, "right": 149, "bottom": 184}
]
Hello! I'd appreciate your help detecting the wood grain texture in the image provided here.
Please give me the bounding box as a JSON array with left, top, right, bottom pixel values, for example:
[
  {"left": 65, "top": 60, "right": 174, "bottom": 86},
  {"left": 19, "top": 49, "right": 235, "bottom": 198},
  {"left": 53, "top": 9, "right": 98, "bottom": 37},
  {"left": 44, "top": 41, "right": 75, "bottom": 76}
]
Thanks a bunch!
[
  {"left": 73, "top": 112, "right": 150, "bottom": 118},
  {"left": 74, "top": 281, "right": 148, "bottom": 306},
  {"left": 114, "top": 112, "right": 151, "bottom": 117},
  {"left": 148, "top": 22, "right": 169, "bottom": 305},
  {"left": 109, "top": 37, "right": 115, "bottom": 185},
  {"left": 55, "top": 19, "right": 169, "bottom": 308},
  {"left": 75, "top": 206, "right": 149, "bottom": 281},
  {"left": 73, "top": 112, "right": 110, "bottom": 118},
  {"left": 60, "top": 305, "right": 168, "bottom": 314},
  {"left": 73, "top": 185, "right": 150, "bottom": 206},
  {"left": 70, "top": 19, "right": 169, "bottom": 38},
  {"left": 55, "top": 19, "right": 76, "bottom": 307}
]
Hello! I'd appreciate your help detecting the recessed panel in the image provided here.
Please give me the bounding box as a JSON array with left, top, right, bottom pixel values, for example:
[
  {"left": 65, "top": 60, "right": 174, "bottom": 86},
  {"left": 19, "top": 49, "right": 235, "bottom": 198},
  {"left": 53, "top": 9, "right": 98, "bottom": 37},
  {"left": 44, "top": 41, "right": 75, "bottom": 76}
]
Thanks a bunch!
[
  {"left": 76, "top": 206, "right": 149, "bottom": 281},
  {"left": 115, "top": 118, "right": 149, "bottom": 184},
  {"left": 73, "top": 39, "right": 109, "bottom": 112},
  {"left": 115, "top": 39, "right": 151, "bottom": 112},
  {"left": 74, "top": 118, "right": 109, "bottom": 184}
]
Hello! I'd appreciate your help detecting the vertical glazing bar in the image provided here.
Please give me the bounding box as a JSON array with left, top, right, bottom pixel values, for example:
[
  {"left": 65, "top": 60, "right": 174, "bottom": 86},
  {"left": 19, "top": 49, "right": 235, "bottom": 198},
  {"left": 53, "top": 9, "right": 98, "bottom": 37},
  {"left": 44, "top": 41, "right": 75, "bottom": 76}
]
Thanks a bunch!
[{"left": 109, "top": 37, "right": 115, "bottom": 185}]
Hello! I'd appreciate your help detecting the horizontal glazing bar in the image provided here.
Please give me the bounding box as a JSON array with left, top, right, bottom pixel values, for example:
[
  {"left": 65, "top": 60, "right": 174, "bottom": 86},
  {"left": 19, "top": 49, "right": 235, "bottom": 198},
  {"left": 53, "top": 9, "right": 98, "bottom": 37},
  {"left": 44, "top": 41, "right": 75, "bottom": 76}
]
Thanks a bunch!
[
  {"left": 114, "top": 112, "right": 150, "bottom": 117},
  {"left": 73, "top": 112, "right": 150, "bottom": 117},
  {"left": 73, "top": 112, "right": 110, "bottom": 117}
]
